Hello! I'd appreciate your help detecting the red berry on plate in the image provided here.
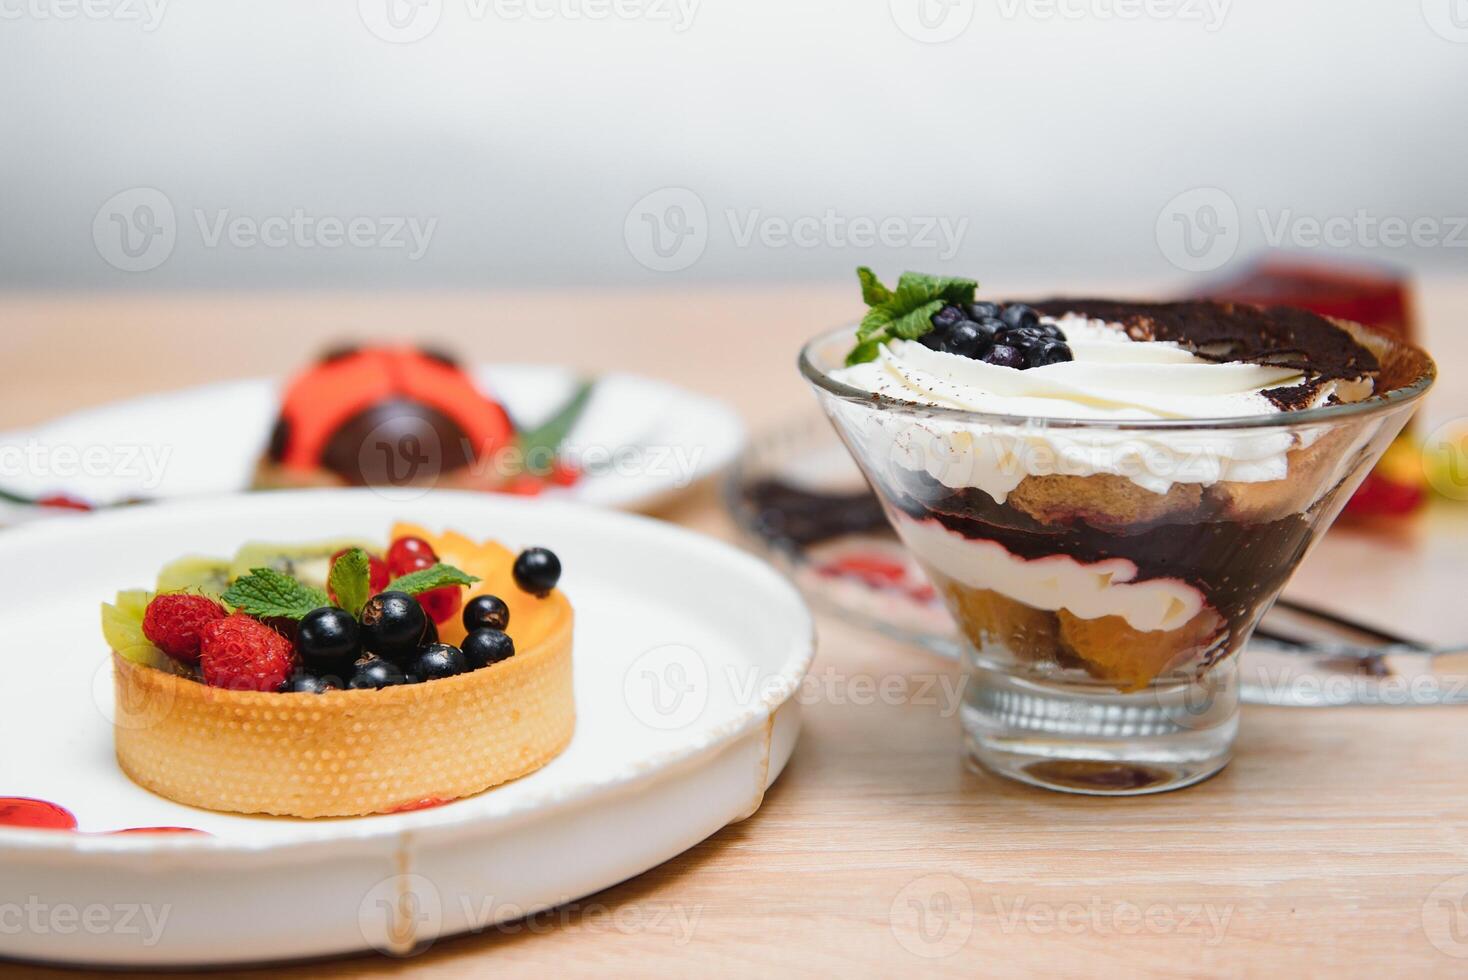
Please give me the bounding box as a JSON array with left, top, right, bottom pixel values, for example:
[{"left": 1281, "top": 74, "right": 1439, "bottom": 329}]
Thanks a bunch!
[
  {"left": 387, "top": 536, "right": 438, "bottom": 576},
  {"left": 37, "top": 494, "right": 91, "bottom": 511},
  {"left": 142, "top": 593, "right": 229, "bottom": 665},
  {"left": 417, "top": 586, "right": 462, "bottom": 625},
  {"left": 199, "top": 613, "right": 297, "bottom": 692},
  {"left": 549, "top": 460, "right": 580, "bottom": 487}
]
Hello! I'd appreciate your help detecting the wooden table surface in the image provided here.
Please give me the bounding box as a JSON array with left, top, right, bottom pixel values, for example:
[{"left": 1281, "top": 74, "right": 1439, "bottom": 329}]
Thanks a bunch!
[{"left": 2, "top": 279, "right": 1467, "bottom": 978}]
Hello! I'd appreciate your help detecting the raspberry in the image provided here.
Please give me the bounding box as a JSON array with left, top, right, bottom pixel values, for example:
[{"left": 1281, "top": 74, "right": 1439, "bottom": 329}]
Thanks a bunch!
[
  {"left": 142, "top": 593, "right": 228, "bottom": 665},
  {"left": 199, "top": 613, "right": 297, "bottom": 692}
]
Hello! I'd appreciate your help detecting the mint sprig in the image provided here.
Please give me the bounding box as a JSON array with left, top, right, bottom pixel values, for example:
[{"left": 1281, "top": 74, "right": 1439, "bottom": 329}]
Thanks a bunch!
[
  {"left": 845, "top": 268, "right": 979, "bottom": 365},
  {"left": 222, "top": 568, "right": 330, "bottom": 620},
  {"left": 386, "top": 563, "right": 479, "bottom": 595},
  {"left": 328, "top": 547, "right": 372, "bottom": 618},
  {"left": 515, "top": 379, "right": 593, "bottom": 474}
]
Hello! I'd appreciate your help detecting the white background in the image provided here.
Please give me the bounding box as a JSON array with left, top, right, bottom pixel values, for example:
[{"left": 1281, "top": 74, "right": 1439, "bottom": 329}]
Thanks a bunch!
[{"left": 1, "top": 0, "right": 1465, "bottom": 289}]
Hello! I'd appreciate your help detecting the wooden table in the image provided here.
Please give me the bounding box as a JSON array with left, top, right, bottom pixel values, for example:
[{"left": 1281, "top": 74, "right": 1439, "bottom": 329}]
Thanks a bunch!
[{"left": 3, "top": 280, "right": 1466, "bottom": 978}]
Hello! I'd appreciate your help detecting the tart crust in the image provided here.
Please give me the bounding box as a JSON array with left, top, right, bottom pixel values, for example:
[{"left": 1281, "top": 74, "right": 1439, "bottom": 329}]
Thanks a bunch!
[{"left": 113, "top": 593, "right": 575, "bottom": 818}]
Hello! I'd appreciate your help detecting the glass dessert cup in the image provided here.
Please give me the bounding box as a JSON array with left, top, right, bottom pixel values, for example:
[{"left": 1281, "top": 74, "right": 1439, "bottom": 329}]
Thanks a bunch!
[{"left": 800, "top": 325, "right": 1434, "bottom": 795}]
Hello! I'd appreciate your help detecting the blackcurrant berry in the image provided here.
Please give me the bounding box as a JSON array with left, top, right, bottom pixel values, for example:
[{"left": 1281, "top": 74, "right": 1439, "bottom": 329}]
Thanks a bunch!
[
  {"left": 967, "top": 301, "right": 1001, "bottom": 320},
  {"left": 348, "top": 655, "right": 410, "bottom": 689},
  {"left": 462, "top": 628, "right": 516, "bottom": 669},
  {"left": 281, "top": 671, "right": 341, "bottom": 694},
  {"left": 512, "top": 548, "right": 561, "bottom": 597},
  {"left": 296, "top": 607, "right": 360, "bottom": 671},
  {"left": 359, "top": 591, "right": 428, "bottom": 662},
  {"left": 411, "top": 643, "right": 469, "bottom": 682},
  {"left": 463, "top": 594, "right": 511, "bottom": 633}
]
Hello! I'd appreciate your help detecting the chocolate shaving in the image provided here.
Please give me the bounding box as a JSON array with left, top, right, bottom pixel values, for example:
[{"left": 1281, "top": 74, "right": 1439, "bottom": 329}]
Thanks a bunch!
[{"left": 1029, "top": 299, "right": 1380, "bottom": 384}]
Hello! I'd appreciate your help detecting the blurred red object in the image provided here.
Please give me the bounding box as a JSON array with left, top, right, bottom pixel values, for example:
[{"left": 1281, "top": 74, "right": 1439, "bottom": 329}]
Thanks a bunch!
[{"left": 1195, "top": 258, "right": 1423, "bottom": 520}]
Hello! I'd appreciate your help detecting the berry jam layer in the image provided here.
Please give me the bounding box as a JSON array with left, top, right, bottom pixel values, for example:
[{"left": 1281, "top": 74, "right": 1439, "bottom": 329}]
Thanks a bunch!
[{"left": 880, "top": 466, "right": 1328, "bottom": 654}]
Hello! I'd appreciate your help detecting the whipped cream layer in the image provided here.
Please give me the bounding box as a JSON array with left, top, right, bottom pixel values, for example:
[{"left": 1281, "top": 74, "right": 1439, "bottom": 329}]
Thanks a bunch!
[
  {"left": 841, "top": 316, "right": 1312, "bottom": 421},
  {"left": 895, "top": 512, "right": 1203, "bottom": 633},
  {"left": 829, "top": 315, "right": 1348, "bottom": 500}
]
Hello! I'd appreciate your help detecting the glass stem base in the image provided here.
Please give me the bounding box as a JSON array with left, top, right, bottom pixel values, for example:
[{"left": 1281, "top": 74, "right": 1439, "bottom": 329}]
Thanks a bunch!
[{"left": 961, "top": 658, "right": 1239, "bottom": 796}]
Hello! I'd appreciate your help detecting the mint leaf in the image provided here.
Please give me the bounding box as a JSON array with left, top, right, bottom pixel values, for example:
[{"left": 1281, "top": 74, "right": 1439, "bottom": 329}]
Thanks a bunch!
[
  {"left": 889, "top": 300, "right": 947, "bottom": 340},
  {"left": 386, "top": 563, "right": 479, "bottom": 596},
  {"left": 893, "top": 272, "right": 978, "bottom": 307},
  {"left": 844, "top": 268, "right": 981, "bottom": 363},
  {"left": 328, "top": 547, "right": 371, "bottom": 618},
  {"left": 516, "top": 379, "right": 594, "bottom": 474},
  {"left": 844, "top": 338, "right": 883, "bottom": 366},
  {"left": 857, "top": 266, "right": 893, "bottom": 307},
  {"left": 222, "top": 568, "right": 330, "bottom": 620}
]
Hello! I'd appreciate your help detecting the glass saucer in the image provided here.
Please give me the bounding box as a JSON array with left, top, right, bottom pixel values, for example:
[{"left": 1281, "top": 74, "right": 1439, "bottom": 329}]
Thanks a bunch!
[{"left": 725, "top": 412, "right": 1468, "bottom": 707}]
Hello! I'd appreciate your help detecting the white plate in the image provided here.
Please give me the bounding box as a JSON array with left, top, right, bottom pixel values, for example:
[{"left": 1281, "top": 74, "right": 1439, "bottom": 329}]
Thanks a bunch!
[
  {"left": 0, "top": 491, "right": 812, "bottom": 967},
  {"left": 0, "top": 365, "right": 745, "bottom": 519}
]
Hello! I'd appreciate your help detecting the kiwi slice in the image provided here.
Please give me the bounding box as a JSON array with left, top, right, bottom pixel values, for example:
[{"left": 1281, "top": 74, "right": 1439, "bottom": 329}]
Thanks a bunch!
[
  {"left": 101, "top": 589, "right": 165, "bottom": 668},
  {"left": 156, "top": 556, "right": 232, "bottom": 598},
  {"left": 229, "top": 538, "right": 379, "bottom": 590}
]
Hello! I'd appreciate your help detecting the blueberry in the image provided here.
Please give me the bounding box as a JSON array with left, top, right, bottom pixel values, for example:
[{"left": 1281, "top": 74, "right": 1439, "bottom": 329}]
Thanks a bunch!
[
  {"left": 512, "top": 548, "right": 561, "bottom": 597},
  {"left": 348, "top": 655, "right": 410, "bottom": 689},
  {"left": 411, "top": 642, "right": 468, "bottom": 682},
  {"left": 983, "top": 344, "right": 1026, "bottom": 369},
  {"left": 918, "top": 328, "right": 947, "bottom": 350},
  {"left": 968, "top": 301, "right": 1001, "bottom": 321},
  {"left": 942, "top": 321, "right": 985, "bottom": 358},
  {"left": 281, "top": 671, "right": 341, "bottom": 694},
  {"left": 930, "top": 304, "right": 967, "bottom": 329},
  {"left": 1028, "top": 341, "right": 1074, "bottom": 367},
  {"left": 463, "top": 594, "right": 511, "bottom": 633},
  {"left": 974, "top": 317, "right": 1004, "bottom": 341},
  {"left": 1037, "top": 322, "right": 1065, "bottom": 340},
  {"left": 1000, "top": 304, "right": 1039, "bottom": 330},
  {"left": 359, "top": 591, "right": 428, "bottom": 662},
  {"left": 462, "top": 628, "right": 516, "bottom": 669},
  {"left": 998, "top": 326, "right": 1046, "bottom": 349},
  {"left": 296, "top": 607, "right": 359, "bottom": 671}
]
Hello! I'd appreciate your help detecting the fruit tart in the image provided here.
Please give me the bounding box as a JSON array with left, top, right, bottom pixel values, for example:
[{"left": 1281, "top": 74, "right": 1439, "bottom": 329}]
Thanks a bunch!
[
  {"left": 101, "top": 525, "right": 574, "bottom": 818},
  {"left": 256, "top": 344, "right": 590, "bottom": 496}
]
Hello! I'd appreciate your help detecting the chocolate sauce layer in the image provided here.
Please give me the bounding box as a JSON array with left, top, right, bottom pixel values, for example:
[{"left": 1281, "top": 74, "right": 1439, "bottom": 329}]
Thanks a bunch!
[
  {"left": 1029, "top": 299, "right": 1380, "bottom": 402},
  {"left": 884, "top": 468, "right": 1334, "bottom": 639}
]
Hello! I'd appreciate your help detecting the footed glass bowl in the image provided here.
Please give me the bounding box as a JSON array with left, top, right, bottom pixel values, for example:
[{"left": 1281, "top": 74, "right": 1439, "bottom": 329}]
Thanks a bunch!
[{"left": 799, "top": 325, "right": 1434, "bottom": 795}]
